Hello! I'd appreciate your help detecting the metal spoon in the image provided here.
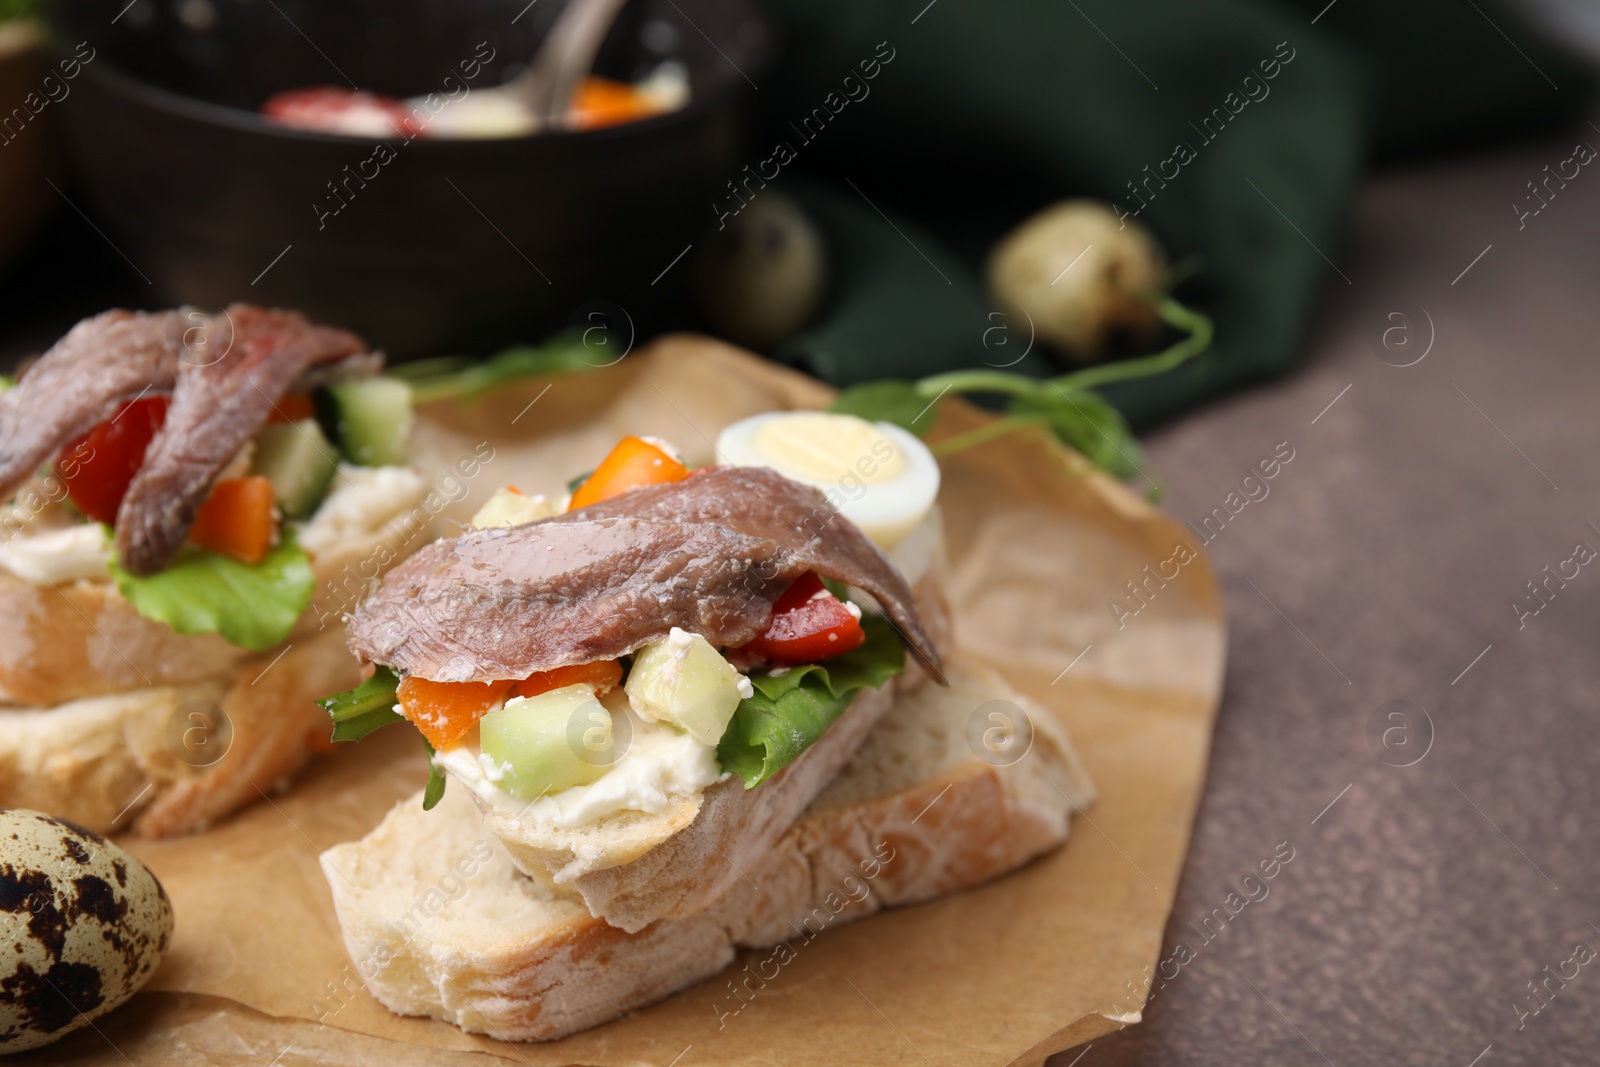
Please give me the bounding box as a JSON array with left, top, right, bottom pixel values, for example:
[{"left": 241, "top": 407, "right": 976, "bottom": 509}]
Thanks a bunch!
[{"left": 509, "top": 0, "right": 633, "bottom": 127}]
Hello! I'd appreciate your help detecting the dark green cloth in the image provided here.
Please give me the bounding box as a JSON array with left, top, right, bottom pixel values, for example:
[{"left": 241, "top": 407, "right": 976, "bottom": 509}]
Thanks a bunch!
[{"left": 753, "top": 0, "right": 1593, "bottom": 427}]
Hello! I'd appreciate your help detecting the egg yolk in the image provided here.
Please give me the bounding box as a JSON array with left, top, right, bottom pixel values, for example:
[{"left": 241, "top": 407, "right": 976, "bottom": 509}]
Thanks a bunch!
[{"left": 749, "top": 413, "right": 908, "bottom": 486}]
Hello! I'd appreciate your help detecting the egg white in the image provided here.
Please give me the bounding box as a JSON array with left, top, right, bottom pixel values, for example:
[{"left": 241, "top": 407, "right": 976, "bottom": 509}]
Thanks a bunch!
[{"left": 714, "top": 412, "right": 940, "bottom": 548}]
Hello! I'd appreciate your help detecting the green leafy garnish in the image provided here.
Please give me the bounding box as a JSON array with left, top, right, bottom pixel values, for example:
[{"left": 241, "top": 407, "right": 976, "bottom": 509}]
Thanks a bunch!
[
  {"left": 317, "top": 666, "right": 403, "bottom": 742},
  {"left": 717, "top": 615, "right": 905, "bottom": 789},
  {"left": 317, "top": 667, "right": 445, "bottom": 808},
  {"left": 1008, "top": 388, "right": 1144, "bottom": 481},
  {"left": 422, "top": 738, "right": 447, "bottom": 810},
  {"left": 829, "top": 295, "right": 1212, "bottom": 495},
  {"left": 395, "top": 331, "right": 610, "bottom": 404},
  {"left": 0, "top": 0, "right": 38, "bottom": 23},
  {"left": 828, "top": 380, "right": 933, "bottom": 434},
  {"left": 110, "top": 533, "right": 316, "bottom": 651}
]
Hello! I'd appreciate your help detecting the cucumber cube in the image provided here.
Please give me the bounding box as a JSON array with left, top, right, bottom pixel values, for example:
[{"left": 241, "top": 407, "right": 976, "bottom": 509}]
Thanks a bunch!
[
  {"left": 625, "top": 629, "right": 747, "bottom": 745},
  {"left": 251, "top": 419, "right": 339, "bottom": 519},
  {"left": 478, "top": 684, "right": 614, "bottom": 800},
  {"left": 317, "top": 377, "right": 413, "bottom": 467}
]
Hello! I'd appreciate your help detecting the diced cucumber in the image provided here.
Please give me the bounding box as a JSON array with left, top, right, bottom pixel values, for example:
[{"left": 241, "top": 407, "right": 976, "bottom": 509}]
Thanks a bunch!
[
  {"left": 479, "top": 684, "right": 613, "bottom": 799},
  {"left": 316, "top": 377, "right": 413, "bottom": 467},
  {"left": 251, "top": 420, "right": 339, "bottom": 519},
  {"left": 625, "top": 629, "right": 746, "bottom": 745}
]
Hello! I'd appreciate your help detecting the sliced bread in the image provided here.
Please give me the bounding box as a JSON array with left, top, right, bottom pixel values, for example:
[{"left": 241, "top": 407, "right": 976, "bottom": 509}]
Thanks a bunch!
[
  {"left": 0, "top": 624, "right": 362, "bottom": 836},
  {"left": 320, "top": 654, "right": 1094, "bottom": 1041},
  {"left": 0, "top": 463, "right": 442, "bottom": 836}
]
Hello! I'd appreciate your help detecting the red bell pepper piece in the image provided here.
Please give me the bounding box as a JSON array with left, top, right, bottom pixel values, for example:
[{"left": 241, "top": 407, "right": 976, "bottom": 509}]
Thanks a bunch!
[
  {"left": 744, "top": 572, "right": 866, "bottom": 666},
  {"left": 57, "top": 395, "right": 170, "bottom": 525}
]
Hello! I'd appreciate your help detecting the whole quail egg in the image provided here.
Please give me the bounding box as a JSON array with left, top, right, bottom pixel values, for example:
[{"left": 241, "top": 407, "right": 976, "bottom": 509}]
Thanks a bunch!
[
  {"left": 987, "top": 199, "right": 1166, "bottom": 363},
  {"left": 694, "top": 192, "right": 826, "bottom": 351},
  {"left": 0, "top": 810, "right": 173, "bottom": 1053}
]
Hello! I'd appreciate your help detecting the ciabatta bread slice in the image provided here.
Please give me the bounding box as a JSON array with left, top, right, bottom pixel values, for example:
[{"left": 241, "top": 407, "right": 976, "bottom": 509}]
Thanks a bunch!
[
  {"left": 0, "top": 462, "right": 444, "bottom": 836},
  {"left": 0, "top": 625, "right": 362, "bottom": 836},
  {"left": 320, "top": 655, "right": 1094, "bottom": 1041}
]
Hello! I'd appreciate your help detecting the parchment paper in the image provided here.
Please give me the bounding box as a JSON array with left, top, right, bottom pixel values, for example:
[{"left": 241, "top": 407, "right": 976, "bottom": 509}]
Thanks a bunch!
[{"left": 22, "top": 336, "right": 1226, "bottom": 1067}]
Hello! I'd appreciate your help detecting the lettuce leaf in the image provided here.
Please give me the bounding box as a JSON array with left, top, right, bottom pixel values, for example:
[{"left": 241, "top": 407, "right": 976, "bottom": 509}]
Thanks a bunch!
[
  {"left": 110, "top": 533, "right": 315, "bottom": 651},
  {"left": 716, "top": 614, "right": 906, "bottom": 789}
]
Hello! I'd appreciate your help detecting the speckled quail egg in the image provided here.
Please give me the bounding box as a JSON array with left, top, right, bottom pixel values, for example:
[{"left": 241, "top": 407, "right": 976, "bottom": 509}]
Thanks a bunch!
[
  {"left": 0, "top": 810, "right": 173, "bottom": 1053},
  {"left": 987, "top": 199, "right": 1166, "bottom": 363},
  {"left": 694, "top": 192, "right": 826, "bottom": 351},
  {"left": 715, "top": 411, "right": 939, "bottom": 549}
]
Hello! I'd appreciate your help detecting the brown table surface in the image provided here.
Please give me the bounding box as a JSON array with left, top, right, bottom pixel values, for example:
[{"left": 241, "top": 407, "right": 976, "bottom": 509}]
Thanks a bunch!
[{"left": 1061, "top": 124, "right": 1600, "bottom": 1066}]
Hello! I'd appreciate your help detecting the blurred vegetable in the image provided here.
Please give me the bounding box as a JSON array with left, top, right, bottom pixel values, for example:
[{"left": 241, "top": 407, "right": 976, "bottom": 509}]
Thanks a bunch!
[
  {"left": 396, "top": 331, "right": 607, "bottom": 403},
  {"left": 110, "top": 534, "right": 315, "bottom": 650},
  {"left": 988, "top": 199, "right": 1166, "bottom": 363},
  {"left": 187, "top": 475, "right": 277, "bottom": 565},
  {"left": 572, "top": 77, "right": 663, "bottom": 130},
  {"left": 261, "top": 87, "right": 420, "bottom": 139},
  {"left": 262, "top": 74, "right": 685, "bottom": 139},
  {"left": 694, "top": 193, "right": 826, "bottom": 350},
  {"left": 831, "top": 295, "right": 1211, "bottom": 495},
  {"left": 57, "top": 395, "right": 171, "bottom": 525}
]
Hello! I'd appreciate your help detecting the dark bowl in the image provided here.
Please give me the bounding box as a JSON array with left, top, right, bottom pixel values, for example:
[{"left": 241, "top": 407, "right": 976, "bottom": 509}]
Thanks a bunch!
[{"left": 46, "top": 0, "right": 769, "bottom": 357}]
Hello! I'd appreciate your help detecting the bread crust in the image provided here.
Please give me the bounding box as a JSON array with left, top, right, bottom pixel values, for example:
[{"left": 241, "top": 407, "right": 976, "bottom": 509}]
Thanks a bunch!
[
  {"left": 0, "top": 499, "right": 436, "bottom": 836},
  {"left": 0, "top": 624, "right": 362, "bottom": 836},
  {"left": 321, "top": 656, "right": 1096, "bottom": 1041},
  {"left": 0, "top": 574, "right": 254, "bottom": 706}
]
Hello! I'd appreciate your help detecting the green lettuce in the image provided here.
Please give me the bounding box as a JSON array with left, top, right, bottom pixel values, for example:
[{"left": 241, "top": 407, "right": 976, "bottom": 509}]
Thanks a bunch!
[
  {"left": 717, "top": 614, "right": 906, "bottom": 789},
  {"left": 110, "top": 533, "right": 316, "bottom": 651}
]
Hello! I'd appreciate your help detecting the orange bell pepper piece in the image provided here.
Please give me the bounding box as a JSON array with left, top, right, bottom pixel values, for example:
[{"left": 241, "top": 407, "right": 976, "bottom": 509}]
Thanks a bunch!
[
  {"left": 188, "top": 476, "right": 278, "bottom": 565},
  {"left": 569, "top": 436, "right": 690, "bottom": 510},
  {"left": 397, "top": 677, "right": 515, "bottom": 750},
  {"left": 511, "top": 659, "right": 623, "bottom": 701}
]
